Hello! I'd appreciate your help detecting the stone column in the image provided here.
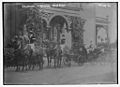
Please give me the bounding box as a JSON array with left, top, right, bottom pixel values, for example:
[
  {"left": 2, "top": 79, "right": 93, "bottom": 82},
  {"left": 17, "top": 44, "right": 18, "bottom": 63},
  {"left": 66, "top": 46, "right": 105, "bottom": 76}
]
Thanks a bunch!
[{"left": 46, "top": 25, "right": 51, "bottom": 40}]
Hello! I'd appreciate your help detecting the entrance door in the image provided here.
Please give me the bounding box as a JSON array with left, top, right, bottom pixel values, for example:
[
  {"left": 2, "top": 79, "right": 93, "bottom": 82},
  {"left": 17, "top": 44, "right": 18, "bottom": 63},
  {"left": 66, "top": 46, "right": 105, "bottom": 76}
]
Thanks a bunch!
[
  {"left": 51, "top": 24, "right": 61, "bottom": 44},
  {"left": 49, "top": 16, "right": 69, "bottom": 47}
]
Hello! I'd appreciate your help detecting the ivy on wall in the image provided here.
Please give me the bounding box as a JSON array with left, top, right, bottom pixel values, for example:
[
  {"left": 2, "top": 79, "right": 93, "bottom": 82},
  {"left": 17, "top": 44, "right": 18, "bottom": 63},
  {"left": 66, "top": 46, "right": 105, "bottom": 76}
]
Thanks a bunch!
[
  {"left": 70, "top": 16, "right": 86, "bottom": 52},
  {"left": 23, "top": 6, "right": 45, "bottom": 46}
]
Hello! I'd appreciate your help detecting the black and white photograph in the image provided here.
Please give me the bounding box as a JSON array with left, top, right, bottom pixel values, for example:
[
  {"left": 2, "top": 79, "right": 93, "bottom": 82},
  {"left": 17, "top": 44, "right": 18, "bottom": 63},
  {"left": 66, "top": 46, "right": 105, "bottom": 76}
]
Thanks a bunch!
[{"left": 3, "top": 2, "right": 117, "bottom": 84}]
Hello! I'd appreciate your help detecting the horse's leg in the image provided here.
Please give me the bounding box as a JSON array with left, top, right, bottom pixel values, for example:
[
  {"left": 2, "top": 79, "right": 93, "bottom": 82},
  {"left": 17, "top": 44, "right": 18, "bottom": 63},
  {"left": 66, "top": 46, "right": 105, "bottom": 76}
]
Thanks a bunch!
[
  {"left": 28, "top": 59, "right": 31, "bottom": 70},
  {"left": 18, "top": 64, "right": 20, "bottom": 71},
  {"left": 15, "top": 64, "right": 18, "bottom": 71},
  {"left": 28, "top": 57, "right": 32, "bottom": 70},
  {"left": 56, "top": 57, "right": 58, "bottom": 68},
  {"left": 29, "top": 59, "right": 32, "bottom": 70},
  {"left": 53, "top": 58, "right": 55, "bottom": 68},
  {"left": 15, "top": 59, "right": 18, "bottom": 71},
  {"left": 32, "top": 64, "right": 34, "bottom": 70},
  {"left": 40, "top": 59, "right": 43, "bottom": 70},
  {"left": 30, "top": 56, "right": 35, "bottom": 70},
  {"left": 29, "top": 64, "right": 31, "bottom": 70},
  {"left": 32, "top": 56, "right": 36, "bottom": 70},
  {"left": 22, "top": 62, "right": 24, "bottom": 71},
  {"left": 59, "top": 56, "right": 62, "bottom": 68},
  {"left": 31, "top": 53, "right": 34, "bottom": 70},
  {"left": 27, "top": 56, "right": 30, "bottom": 71},
  {"left": 18, "top": 65, "right": 21, "bottom": 71},
  {"left": 31, "top": 59, "right": 35, "bottom": 70},
  {"left": 54, "top": 56, "right": 57, "bottom": 68},
  {"left": 47, "top": 55, "right": 50, "bottom": 67},
  {"left": 41, "top": 56, "right": 44, "bottom": 69},
  {"left": 48, "top": 55, "right": 51, "bottom": 68},
  {"left": 59, "top": 56, "right": 61, "bottom": 67},
  {"left": 39, "top": 60, "right": 42, "bottom": 70},
  {"left": 37, "top": 57, "right": 40, "bottom": 70},
  {"left": 25, "top": 57, "right": 28, "bottom": 71},
  {"left": 27, "top": 58, "right": 29, "bottom": 71},
  {"left": 38, "top": 56, "right": 42, "bottom": 70},
  {"left": 59, "top": 58, "right": 61, "bottom": 67},
  {"left": 85, "top": 53, "right": 88, "bottom": 62},
  {"left": 50, "top": 56, "right": 53, "bottom": 67},
  {"left": 16, "top": 60, "right": 21, "bottom": 71},
  {"left": 57, "top": 54, "right": 61, "bottom": 68},
  {"left": 23, "top": 59, "right": 26, "bottom": 71},
  {"left": 22, "top": 57, "right": 26, "bottom": 71},
  {"left": 57, "top": 57, "right": 59, "bottom": 68},
  {"left": 24, "top": 57, "right": 27, "bottom": 71}
]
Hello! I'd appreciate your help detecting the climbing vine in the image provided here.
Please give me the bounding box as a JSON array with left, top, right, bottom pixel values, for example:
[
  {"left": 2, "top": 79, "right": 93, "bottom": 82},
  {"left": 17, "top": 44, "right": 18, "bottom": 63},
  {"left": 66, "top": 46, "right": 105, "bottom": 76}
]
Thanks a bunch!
[
  {"left": 70, "top": 16, "right": 86, "bottom": 53},
  {"left": 22, "top": 6, "right": 45, "bottom": 45}
]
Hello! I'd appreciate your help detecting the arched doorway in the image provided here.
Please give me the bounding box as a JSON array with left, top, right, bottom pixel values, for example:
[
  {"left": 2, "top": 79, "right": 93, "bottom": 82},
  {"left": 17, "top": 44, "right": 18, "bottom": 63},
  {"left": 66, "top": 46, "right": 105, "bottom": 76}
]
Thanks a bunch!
[
  {"left": 49, "top": 16, "right": 70, "bottom": 46},
  {"left": 42, "top": 19, "right": 47, "bottom": 40}
]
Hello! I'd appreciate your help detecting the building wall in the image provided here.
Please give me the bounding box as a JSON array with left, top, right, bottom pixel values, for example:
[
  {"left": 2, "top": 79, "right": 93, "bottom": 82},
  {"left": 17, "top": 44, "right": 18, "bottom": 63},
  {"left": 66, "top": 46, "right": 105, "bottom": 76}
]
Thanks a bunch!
[
  {"left": 48, "top": 3, "right": 96, "bottom": 48},
  {"left": 4, "top": 4, "right": 27, "bottom": 47},
  {"left": 95, "top": 3, "right": 117, "bottom": 44},
  {"left": 4, "top": 3, "right": 117, "bottom": 48},
  {"left": 4, "top": 4, "right": 9, "bottom": 47},
  {"left": 80, "top": 4, "right": 96, "bottom": 48},
  {"left": 80, "top": 3, "right": 117, "bottom": 48}
]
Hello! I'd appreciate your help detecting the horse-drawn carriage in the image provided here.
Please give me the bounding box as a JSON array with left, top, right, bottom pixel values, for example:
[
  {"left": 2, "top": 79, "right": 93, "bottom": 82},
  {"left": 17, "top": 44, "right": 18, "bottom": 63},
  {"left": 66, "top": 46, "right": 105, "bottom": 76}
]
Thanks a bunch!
[
  {"left": 4, "top": 34, "right": 104, "bottom": 71},
  {"left": 62, "top": 45, "right": 88, "bottom": 66},
  {"left": 4, "top": 35, "right": 45, "bottom": 71},
  {"left": 61, "top": 45, "right": 104, "bottom": 66}
]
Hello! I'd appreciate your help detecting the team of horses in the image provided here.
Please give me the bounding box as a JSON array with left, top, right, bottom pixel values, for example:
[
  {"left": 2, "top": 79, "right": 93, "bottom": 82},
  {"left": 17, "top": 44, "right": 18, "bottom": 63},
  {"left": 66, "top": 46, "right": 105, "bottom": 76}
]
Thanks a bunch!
[
  {"left": 4, "top": 35, "right": 103, "bottom": 72},
  {"left": 4, "top": 35, "right": 65, "bottom": 71}
]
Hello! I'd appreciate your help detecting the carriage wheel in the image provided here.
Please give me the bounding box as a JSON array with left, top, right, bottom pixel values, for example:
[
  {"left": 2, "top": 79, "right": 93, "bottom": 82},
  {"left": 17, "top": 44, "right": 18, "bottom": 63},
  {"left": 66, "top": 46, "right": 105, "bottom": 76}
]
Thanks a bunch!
[
  {"left": 63, "top": 57, "right": 71, "bottom": 67},
  {"left": 63, "top": 57, "right": 68, "bottom": 65},
  {"left": 77, "top": 55, "right": 85, "bottom": 66}
]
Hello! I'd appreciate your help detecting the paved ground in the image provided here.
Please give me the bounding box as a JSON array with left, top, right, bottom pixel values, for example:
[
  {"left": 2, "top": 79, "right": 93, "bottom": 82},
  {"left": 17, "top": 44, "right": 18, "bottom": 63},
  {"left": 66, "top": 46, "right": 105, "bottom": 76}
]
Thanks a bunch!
[{"left": 4, "top": 48, "right": 117, "bottom": 84}]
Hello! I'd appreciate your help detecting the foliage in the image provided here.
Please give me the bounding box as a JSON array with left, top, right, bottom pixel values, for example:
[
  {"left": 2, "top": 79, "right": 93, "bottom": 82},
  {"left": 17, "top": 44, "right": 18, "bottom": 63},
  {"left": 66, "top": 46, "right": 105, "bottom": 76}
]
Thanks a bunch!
[
  {"left": 24, "top": 6, "right": 44, "bottom": 46},
  {"left": 70, "top": 16, "right": 86, "bottom": 52}
]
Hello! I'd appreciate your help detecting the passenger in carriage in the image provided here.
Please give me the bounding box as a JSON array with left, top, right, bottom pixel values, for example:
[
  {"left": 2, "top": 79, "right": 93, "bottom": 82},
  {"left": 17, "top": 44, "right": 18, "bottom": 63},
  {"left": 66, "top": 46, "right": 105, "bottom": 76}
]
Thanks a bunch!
[
  {"left": 12, "top": 35, "right": 20, "bottom": 50},
  {"left": 29, "top": 30, "right": 36, "bottom": 44},
  {"left": 23, "top": 25, "right": 30, "bottom": 44},
  {"left": 28, "top": 30, "right": 36, "bottom": 52},
  {"left": 88, "top": 41, "right": 94, "bottom": 53},
  {"left": 78, "top": 45, "right": 88, "bottom": 63}
]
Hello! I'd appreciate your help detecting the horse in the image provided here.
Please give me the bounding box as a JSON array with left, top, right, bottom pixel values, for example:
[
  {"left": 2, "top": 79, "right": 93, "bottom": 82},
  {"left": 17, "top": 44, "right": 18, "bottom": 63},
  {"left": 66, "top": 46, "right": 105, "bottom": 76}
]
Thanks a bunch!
[
  {"left": 28, "top": 43, "right": 44, "bottom": 70},
  {"left": 46, "top": 44, "right": 56, "bottom": 68},
  {"left": 56, "top": 45, "right": 62, "bottom": 68},
  {"left": 4, "top": 48, "right": 15, "bottom": 69},
  {"left": 45, "top": 42, "right": 62, "bottom": 68},
  {"left": 62, "top": 46, "right": 72, "bottom": 66},
  {"left": 13, "top": 35, "right": 33, "bottom": 71}
]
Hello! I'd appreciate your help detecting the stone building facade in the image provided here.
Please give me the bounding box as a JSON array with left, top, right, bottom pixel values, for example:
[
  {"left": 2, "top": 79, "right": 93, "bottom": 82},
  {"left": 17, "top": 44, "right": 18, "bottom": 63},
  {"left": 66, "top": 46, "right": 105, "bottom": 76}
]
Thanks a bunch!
[{"left": 4, "top": 3, "right": 117, "bottom": 49}]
